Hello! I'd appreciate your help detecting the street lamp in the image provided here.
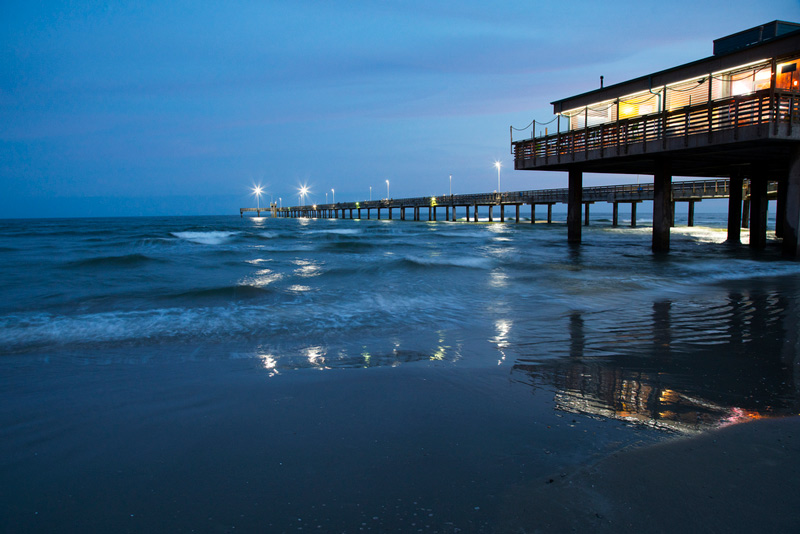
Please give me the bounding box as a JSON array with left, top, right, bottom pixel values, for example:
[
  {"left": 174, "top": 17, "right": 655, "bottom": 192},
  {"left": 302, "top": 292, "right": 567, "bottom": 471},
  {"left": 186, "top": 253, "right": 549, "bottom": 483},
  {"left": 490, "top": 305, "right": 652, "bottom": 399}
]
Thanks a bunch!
[
  {"left": 494, "top": 161, "right": 502, "bottom": 192},
  {"left": 299, "top": 185, "right": 309, "bottom": 205},
  {"left": 331, "top": 188, "right": 335, "bottom": 204},
  {"left": 252, "top": 185, "right": 263, "bottom": 209},
  {"left": 279, "top": 197, "right": 282, "bottom": 208},
  {"left": 386, "top": 179, "right": 390, "bottom": 199},
  {"left": 369, "top": 186, "right": 372, "bottom": 201},
  {"left": 325, "top": 192, "right": 328, "bottom": 204},
  {"left": 449, "top": 174, "right": 452, "bottom": 196}
]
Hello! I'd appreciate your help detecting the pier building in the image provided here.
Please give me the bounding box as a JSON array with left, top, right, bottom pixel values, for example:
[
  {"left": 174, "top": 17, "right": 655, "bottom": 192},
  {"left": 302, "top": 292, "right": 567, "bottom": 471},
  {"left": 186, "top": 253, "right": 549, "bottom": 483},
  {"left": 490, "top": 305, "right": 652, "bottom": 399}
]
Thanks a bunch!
[{"left": 512, "top": 20, "right": 800, "bottom": 254}]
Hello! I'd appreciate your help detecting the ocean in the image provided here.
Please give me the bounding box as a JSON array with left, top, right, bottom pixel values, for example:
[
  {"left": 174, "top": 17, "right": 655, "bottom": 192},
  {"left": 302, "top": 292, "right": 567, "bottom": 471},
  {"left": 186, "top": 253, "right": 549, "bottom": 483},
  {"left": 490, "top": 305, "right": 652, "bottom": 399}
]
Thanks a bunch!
[{"left": 2, "top": 213, "right": 799, "bottom": 532}]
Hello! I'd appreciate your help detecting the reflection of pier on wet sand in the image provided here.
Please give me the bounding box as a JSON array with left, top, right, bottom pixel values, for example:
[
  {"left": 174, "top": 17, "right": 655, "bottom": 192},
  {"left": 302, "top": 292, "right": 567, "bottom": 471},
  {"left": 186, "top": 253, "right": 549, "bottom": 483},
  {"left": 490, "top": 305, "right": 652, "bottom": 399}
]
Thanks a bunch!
[
  {"left": 503, "top": 276, "right": 800, "bottom": 531},
  {"left": 513, "top": 284, "right": 800, "bottom": 434}
]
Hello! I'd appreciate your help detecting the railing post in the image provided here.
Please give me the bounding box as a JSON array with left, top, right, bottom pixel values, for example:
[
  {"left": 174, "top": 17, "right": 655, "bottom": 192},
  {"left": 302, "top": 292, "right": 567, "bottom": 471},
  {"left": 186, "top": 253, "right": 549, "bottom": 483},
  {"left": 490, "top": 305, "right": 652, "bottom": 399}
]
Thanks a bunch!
[{"left": 684, "top": 107, "right": 690, "bottom": 147}]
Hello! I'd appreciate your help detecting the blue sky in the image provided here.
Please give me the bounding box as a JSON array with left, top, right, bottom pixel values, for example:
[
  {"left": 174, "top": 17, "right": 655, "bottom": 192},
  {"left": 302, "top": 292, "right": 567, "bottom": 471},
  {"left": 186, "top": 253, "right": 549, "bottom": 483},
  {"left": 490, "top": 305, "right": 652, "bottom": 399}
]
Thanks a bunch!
[{"left": 2, "top": 0, "right": 799, "bottom": 217}]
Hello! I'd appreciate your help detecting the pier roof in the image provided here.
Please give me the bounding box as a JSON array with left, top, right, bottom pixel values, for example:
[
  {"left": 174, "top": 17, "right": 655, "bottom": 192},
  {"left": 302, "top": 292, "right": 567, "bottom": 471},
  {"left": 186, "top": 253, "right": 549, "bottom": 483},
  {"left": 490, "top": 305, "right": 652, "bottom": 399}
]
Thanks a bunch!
[{"left": 552, "top": 21, "right": 800, "bottom": 114}]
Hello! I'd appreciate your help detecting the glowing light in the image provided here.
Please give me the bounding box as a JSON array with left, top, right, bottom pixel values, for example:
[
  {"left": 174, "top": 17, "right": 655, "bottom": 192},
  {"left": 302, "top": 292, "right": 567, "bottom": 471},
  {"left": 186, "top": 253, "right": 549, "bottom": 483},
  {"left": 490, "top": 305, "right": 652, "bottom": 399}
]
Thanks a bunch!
[
  {"left": 385, "top": 179, "right": 390, "bottom": 199},
  {"left": 494, "top": 161, "right": 502, "bottom": 192},
  {"left": 252, "top": 185, "right": 264, "bottom": 209},
  {"left": 298, "top": 185, "right": 310, "bottom": 206}
]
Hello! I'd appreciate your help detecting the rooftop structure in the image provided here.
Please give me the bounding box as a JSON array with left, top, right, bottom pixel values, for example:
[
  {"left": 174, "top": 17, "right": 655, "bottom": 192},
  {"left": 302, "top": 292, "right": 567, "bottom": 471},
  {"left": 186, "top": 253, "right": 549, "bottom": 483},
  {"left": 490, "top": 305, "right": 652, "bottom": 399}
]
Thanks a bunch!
[{"left": 512, "top": 21, "right": 800, "bottom": 254}]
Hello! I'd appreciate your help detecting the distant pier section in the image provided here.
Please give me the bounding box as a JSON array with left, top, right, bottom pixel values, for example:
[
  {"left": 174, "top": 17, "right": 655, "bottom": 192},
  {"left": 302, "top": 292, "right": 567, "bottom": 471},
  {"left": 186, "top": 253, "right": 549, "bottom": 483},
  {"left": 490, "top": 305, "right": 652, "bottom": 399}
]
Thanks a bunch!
[{"left": 242, "top": 178, "right": 776, "bottom": 230}]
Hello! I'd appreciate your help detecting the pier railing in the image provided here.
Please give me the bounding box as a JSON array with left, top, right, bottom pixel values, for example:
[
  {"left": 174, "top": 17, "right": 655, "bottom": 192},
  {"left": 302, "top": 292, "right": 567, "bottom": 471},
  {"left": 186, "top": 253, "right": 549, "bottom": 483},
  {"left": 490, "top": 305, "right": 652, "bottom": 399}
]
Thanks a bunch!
[{"left": 512, "top": 90, "right": 800, "bottom": 165}]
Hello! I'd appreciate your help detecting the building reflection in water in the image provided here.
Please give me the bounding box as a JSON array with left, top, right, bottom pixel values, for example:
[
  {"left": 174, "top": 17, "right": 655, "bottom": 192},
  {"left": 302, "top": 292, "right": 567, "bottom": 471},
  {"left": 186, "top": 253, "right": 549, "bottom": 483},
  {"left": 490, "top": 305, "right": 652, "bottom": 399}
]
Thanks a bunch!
[{"left": 514, "top": 285, "right": 800, "bottom": 434}]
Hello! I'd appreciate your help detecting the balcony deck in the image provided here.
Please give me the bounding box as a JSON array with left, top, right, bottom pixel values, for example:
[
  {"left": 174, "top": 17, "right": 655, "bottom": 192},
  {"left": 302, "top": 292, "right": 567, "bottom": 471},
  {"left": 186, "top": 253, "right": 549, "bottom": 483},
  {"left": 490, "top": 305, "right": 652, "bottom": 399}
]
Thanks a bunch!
[{"left": 513, "top": 90, "right": 800, "bottom": 177}]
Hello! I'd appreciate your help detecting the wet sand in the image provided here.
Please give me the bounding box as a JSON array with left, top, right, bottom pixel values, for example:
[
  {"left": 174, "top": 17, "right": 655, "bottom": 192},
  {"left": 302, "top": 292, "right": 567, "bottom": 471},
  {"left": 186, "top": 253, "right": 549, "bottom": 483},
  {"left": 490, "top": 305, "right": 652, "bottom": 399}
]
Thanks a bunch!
[
  {"left": 499, "top": 416, "right": 800, "bottom": 533},
  {"left": 1, "top": 360, "right": 666, "bottom": 533}
]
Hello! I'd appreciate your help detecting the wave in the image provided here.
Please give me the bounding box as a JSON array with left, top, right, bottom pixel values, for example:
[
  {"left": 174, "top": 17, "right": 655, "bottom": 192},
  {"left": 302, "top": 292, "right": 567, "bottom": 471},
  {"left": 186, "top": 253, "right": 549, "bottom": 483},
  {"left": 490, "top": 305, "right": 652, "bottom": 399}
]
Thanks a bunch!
[
  {"left": 166, "top": 284, "right": 275, "bottom": 302},
  {"left": 0, "top": 291, "right": 456, "bottom": 355},
  {"left": 171, "top": 231, "right": 239, "bottom": 245},
  {"left": 309, "top": 229, "right": 362, "bottom": 236},
  {"left": 400, "top": 255, "right": 493, "bottom": 269},
  {"left": 320, "top": 241, "right": 375, "bottom": 252},
  {"left": 66, "top": 253, "right": 163, "bottom": 268}
]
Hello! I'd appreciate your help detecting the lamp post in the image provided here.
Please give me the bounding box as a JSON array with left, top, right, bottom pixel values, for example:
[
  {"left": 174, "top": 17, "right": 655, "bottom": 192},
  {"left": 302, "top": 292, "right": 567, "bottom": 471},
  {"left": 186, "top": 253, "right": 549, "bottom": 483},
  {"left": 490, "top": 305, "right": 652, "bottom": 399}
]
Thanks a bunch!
[
  {"left": 369, "top": 186, "right": 372, "bottom": 201},
  {"left": 449, "top": 174, "right": 452, "bottom": 196},
  {"left": 494, "top": 161, "right": 502, "bottom": 192},
  {"left": 299, "top": 186, "right": 309, "bottom": 206},
  {"left": 279, "top": 197, "right": 282, "bottom": 208},
  {"left": 325, "top": 192, "right": 328, "bottom": 204},
  {"left": 331, "top": 188, "right": 335, "bottom": 204},
  {"left": 386, "top": 179, "right": 390, "bottom": 199}
]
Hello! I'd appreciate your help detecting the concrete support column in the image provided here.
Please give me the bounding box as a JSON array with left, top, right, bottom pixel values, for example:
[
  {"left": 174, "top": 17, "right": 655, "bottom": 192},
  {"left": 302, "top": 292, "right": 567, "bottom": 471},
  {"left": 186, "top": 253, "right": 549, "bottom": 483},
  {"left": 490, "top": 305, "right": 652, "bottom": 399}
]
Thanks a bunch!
[
  {"left": 500, "top": 205, "right": 505, "bottom": 222},
  {"left": 568, "top": 168, "right": 583, "bottom": 243},
  {"left": 631, "top": 203, "right": 637, "bottom": 227},
  {"left": 688, "top": 201, "right": 696, "bottom": 227},
  {"left": 750, "top": 175, "right": 768, "bottom": 249},
  {"left": 452, "top": 206, "right": 457, "bottom": 222},
  {"left": 377, "top": 207, "right": 381, "bottom": 219},
  {"left": 782, "top": 147, "right": 800, "bottom": 257},
  {"left": 612, "top": 202, "right": 619, "bottom": 227},
  {"left": 531, "top": 204, "right": 536, "bottom": 224},
  {"left": 488, "top": 205, "right": 493, "bottom": 222},
  {"left": 777, "top": 179, "right": 787, "bottom": 238},
  {"left": 388, "top": 207, "right": 393, "bottom": 220},
  {"left": 433, "top": 206, "right": 437, "bottom": 221},
  {"left": 446, "top": 206, "right": 450, "bottom": 221},
  {"left": 742, "top": 199, "right": 750, "bottom": 228},
  {"left": 584, "top": 203, "right": 591, "bottom": 226},
  {"left": 474, "top": 204, "right": 479, "bottom": 222},
  {"left": 516, "top": 204, "right": 520, "bottom": 223},
  {"left": 652, "top": 161, "right": 672, "bottom": 252},
  {"left": 548, "top": 204, "right": 553, "bottom": 223},
  {"left": 670, "top": 201, "right": 676, "bottom": 227}
]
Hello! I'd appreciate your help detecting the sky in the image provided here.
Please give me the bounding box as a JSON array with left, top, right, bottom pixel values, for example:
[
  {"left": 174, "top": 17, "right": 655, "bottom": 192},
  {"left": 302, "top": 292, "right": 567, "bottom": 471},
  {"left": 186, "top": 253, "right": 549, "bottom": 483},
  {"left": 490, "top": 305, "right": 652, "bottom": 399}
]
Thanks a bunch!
[{"left": 2, "top": 0, "right": 799, "bottom": 217}]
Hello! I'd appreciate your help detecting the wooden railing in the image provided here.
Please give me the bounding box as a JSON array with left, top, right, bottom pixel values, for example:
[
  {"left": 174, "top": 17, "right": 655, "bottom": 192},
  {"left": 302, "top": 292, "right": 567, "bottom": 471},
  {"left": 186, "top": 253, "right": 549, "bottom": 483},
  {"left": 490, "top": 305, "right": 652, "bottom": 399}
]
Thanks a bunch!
[{"left": 513, "top": 90, "right": 800, "bottom": 164}]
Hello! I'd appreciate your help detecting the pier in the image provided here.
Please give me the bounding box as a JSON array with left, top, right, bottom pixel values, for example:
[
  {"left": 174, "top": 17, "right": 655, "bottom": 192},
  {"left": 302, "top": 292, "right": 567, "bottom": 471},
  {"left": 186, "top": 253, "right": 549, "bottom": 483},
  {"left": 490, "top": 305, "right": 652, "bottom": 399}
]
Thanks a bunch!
[
  {"left": 242, "top": 177, "right": 778, "bottom": 233},
  {"left": 511, "top": 21, "right": 800, "bottom": 255},
  {"left": 242, "top": 22, "right": 800, "bottom": 255}
]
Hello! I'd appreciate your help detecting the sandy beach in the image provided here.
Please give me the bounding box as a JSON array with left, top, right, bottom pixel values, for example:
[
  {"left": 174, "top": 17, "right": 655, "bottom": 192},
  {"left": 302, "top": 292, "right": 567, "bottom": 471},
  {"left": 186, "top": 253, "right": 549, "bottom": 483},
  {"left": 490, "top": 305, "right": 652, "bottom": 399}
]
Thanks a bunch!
[{"left": 500, "top": 416, "right": 800, "bottom": 533}]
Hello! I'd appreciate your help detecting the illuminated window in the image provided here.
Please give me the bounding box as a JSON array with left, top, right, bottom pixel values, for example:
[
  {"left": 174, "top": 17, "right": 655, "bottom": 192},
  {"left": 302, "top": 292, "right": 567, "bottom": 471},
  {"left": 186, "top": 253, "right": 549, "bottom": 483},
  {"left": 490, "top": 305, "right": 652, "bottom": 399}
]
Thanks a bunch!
[{"left": 776, "top": 60, "right": 799, "bottom": 91}]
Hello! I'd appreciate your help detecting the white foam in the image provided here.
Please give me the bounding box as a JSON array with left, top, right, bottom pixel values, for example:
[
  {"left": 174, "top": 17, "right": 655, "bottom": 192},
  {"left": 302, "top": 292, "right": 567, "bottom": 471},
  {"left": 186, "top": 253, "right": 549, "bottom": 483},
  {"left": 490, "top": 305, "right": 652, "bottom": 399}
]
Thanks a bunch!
[
  {"left": 403, "top": 255, "right": 492, "bottom": 269},
  {"left": 172, "top": 231, "right": 239, "bottom": 245},
  {"left": 310, "top": 229, "right": 362, "bottom": 236}
]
